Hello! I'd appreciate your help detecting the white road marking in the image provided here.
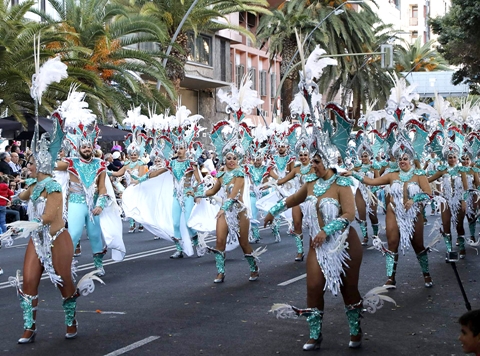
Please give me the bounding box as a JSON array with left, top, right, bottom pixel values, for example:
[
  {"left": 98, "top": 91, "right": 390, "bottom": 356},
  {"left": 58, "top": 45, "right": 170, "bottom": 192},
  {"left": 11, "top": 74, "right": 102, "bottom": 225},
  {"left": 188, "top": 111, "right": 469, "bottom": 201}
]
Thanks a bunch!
[
  {"left": 104, "top": 336, "right": 160, "bottom": 356},
  {"left": 278, "top": 273, "right": 306, "bottom": 286},
  {"left": 0, "top": 222, "right": 287, "bottom": 290}
]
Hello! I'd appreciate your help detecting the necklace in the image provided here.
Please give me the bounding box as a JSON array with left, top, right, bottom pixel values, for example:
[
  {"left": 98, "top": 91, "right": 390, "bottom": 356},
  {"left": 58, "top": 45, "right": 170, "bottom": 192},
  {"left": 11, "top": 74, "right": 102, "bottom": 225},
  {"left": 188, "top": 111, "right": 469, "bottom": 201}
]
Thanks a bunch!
[
  {"left": 399, "top": 167, "right": 414, "bottom": 182},
  {"left": 313, "top": 173, "right": 336, "bottom": 197},
  {"left": 300, "top": 163, "right": 311, "bottom": 175},
  {"left": 360, "top": 164, "right": 371, "bottom": 173}
]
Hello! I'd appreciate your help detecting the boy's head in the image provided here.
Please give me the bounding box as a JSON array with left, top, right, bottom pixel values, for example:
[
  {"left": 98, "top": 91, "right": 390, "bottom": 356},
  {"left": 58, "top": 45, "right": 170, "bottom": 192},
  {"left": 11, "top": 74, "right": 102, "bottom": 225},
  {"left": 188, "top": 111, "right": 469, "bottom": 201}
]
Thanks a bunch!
[
  {"left": 459, "top": 309, "right": 480, "bottom": 354},
  {"left": 0, "top": 175, "right": 8, "bottom": 184}
]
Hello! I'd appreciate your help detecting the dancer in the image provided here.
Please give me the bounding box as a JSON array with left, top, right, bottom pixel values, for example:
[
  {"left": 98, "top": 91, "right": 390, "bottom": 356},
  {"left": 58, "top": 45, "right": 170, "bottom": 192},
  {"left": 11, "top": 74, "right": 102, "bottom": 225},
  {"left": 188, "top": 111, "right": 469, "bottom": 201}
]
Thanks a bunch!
[
  {"left": 2, "top": 79, "right": 102, "bottom": 343},
  {"left": 56, "top": 90, "right": 125, "bottom": 276},
  {"left": 125, "top": 105, "right": 204, "bottom": 258},
  {"left": 196, "top": 74, "right": 264, "bottom": 283},
  {"left": 273, "top": 112, "right": 315, "bottom": 262},
  {"left": 351, "top": 133, "right": 380, "bottom": 245}
]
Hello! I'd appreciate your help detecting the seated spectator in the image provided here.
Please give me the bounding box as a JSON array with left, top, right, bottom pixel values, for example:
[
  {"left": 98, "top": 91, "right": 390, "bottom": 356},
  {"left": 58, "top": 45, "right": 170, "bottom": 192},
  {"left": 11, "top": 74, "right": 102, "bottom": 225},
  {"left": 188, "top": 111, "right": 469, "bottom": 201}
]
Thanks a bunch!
[
  {"left": 0, "top": 152, "right": 14, "bottom": 176},
  {"left": 0, "top": 175, "right": 13, "bottom": 231},
  {"left": 112, "top": 151, "right": 123, "bottom": 169},
  {"left": 105, "top": 153, "right": 119, "bottom": 171}
]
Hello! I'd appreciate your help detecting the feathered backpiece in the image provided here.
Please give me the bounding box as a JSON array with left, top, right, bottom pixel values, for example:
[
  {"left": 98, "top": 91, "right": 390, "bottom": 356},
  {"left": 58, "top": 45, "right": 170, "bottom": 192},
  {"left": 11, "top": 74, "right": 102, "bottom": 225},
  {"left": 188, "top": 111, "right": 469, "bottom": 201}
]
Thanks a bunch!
[
  {"left": 310, "top": 124, "right": 338, "bottom": 168},
  {"left": 463, "top": 132, "right": 480, "bottom": 160},
  {"left": 248, "top": 125, "right": 269, "bottom": 160},
  {"left": 322, "top": 103, "right": 353, "bottom": 162},
  {"left": 62, "top": 86, "right": 99, "bottom": 151},
  {"left": 214, "top": 74, "right": 261, "bottom": 163},
  {"left": 168, "top": 103, "right": 204, "bottom": 152},
  {"left": 29, "top": 35, "right": 68, "bottom": 173},
  {"left": 123, "top": 106, "right": 149, "bottom": 156},
  {"left": 30, "top": 34, "right": 68, "bottom": 105},
  {"left": 31, "top": 111, "right": 66, "bottom": 174},
  {"left": 384, "top": 75, "right": 423, "bottom": 161},
  {"left": 269, "top": 121, "right": 299, "bottom": 153}
]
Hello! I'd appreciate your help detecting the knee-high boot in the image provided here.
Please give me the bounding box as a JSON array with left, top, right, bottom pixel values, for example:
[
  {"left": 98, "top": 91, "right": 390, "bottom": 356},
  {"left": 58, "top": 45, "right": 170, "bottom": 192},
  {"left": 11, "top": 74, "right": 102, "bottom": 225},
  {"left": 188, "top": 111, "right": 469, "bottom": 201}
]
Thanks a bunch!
[
  {"left": 371, "top": 223, "right": 379, "bottom": 237},
  {"left": 416, "top": 249, "right": 433, "bottom": 288},
  {"left": 250, "top": 225, "right": 260, "bottom": 243},
  {"left": 345, "top": 301, "right": 363, "bottom": 348},
  {"left": 468, "top": 221, "right": 476, "bottom": 242},
  {"left": 295, "top": 307, "right": 323, "bottom": 351},
  {"left": 443, "top": 232, "right": 452, "bottom": 253},
  {"left": 128, "top": 218, "right": 136, "bottom": 233},
  {"left": 293, "top": 233, "right": 304, "bottom": 261},
  {"left": 93, "top": 250, "right": 106, "bottom": 277},
  {"left": 272, "top": 219, "right": 281, "bottom": 243},
  {"left": 17, "top": 293, "right": 38, "bottom": 344},
  {"left": 244, "top": 254, "right": 259, "bottom": 281},
  {"left": 170, "top": 238, "right": 184, "bottom": 259},
  {"left": 384, "top": 250, "right": 398, "bottom": 289},
  {"left": 209, "top": 248, "right": 225, "bottom": 283},
  {"left": 63, "top": 290, "right": 80, "bottom": 339},
  {"left": 359, "top": 220, "right": 368, "bottom": 245}
]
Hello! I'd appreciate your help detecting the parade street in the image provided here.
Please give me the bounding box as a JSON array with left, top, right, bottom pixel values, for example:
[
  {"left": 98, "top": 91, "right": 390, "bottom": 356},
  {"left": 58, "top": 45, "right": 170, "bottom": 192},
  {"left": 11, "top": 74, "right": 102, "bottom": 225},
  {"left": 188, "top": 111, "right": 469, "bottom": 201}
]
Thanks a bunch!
[{"left": 0, "top": 211, "right": 478, "bottom": 356}]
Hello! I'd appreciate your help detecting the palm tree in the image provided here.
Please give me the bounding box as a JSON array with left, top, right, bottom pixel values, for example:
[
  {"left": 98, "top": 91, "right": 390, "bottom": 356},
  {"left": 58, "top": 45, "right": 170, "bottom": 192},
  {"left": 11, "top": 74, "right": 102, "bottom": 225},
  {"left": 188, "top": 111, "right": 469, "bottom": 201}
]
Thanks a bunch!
[
  {"left": 395, "top": 37, "right": 450, "bottom": 73},
  {"left": 136, "top": 0, "right": 271, "bottom": 93},
  {"left": 0, "top": 0, "right": 60, "bottom": 123},
  {"left": 256, "top": 1, "right": 316, "bottom": 119},
  {"left": 31, "top": 0, "right": 176, "bottom": 122}
]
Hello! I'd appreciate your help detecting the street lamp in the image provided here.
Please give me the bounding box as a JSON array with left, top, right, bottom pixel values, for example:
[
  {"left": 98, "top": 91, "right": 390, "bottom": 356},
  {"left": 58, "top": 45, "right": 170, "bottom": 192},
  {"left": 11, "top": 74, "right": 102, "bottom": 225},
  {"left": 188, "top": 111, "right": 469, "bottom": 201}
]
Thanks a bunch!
[{"left": 274, "top": 0, "right": 364, "bottom": 112}]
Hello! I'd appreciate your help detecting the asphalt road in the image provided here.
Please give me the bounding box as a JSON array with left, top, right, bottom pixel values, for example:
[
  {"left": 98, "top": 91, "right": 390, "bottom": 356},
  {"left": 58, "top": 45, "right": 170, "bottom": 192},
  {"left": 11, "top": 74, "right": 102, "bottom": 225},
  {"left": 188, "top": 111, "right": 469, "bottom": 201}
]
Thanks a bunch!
[{"left": 0, "top": 209, "right": 478, "bottom": 356}]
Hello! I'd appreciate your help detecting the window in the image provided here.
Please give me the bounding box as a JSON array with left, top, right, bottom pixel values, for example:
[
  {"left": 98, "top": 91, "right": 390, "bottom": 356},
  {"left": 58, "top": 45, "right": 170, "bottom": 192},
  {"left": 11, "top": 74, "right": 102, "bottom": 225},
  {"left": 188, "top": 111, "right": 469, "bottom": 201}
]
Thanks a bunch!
[
  {"left": 410, "top": 5, "right": 418, "bottom": 26},
  {"left": 412, "top": 5, "right": 418, "bottom": 18},
  {"left": 411, "top": 31, "right": 418, "bottom": 39},
  {"left": 270, "top": 73, "right": 276, "bottom": 98},
  {"left": 187, "top": 34, "right": 212, "bottom": 66},
  {"left": 236, "top": 65, "right": 245, "bottom": 88},
  {"left": 249, "top": 68, "right": 257, "bottom": 90},
  {"left": 260, "top": 71, "right": 267, "bottom": 96},
  {"left": 220, "top": 40, "right": 226, "bottom": 82}
]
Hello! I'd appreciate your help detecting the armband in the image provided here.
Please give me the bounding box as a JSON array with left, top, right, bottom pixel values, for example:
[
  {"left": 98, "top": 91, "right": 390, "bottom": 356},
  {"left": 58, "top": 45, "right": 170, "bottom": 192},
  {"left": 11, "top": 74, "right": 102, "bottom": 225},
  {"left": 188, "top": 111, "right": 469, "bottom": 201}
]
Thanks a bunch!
[
  {"left": 221, "top": 198, "right": 235, "bottom": 211},
  {"left": 412, "top": 193, "right": 431, "bottom": 203},
  {"left": 96, "top": 194, "right": 109, "bottom": 210},
  {"left": 137, "top": 174, "right": 149, "bottom": 183},
  {"left": 352, "top": 172, "right": 364, "bottom": 183},
  {"left": 322, "top": 218, "right": 349, "bottom": 236},
  {"left": 194, "top": 182, "right": 205, "bottom": 198},
  {"left": 268, "top": 198, "right": 288, "bottom": 217},
  {"left": 32, "top": 217, "right": 44, "bottom": 226},
  {"left": 462, "top": 191, "right": 468, "bottom": 201}
]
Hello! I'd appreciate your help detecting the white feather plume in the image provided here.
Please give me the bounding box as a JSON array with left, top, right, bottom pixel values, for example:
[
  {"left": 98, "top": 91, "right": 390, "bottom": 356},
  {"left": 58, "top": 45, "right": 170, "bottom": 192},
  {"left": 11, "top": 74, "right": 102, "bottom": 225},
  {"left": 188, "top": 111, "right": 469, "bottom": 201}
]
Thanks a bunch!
[
  {"left": 363, "top": 286, "right": 397, "bottom": 313},
  {"left": 31, "top": 56, "right": 68, "bottom": 104},
  {"left": 416, "top": 93, "right": 456, "bottom": 127},
  {"left": 218, "top": 74, "right": 263, "bottom": 115},
  {"left": 76, "top": 271, "right": 105, "bottom": 296},
  {"left": 289, "top": 91, "right": 322, "bottom": 116},
  {"left": 123, "top": 106, "right": 149, "bottom": 128},
  {"left": 60, "top": 86, "right": 97, "bottom": 129},
  {"left": 251, "top": 246, "right": 268, "bottom": 261},
  {"left": 269, "top": 303, "right": 298, "bottom": 319},
  {"left": 2, "top": 221, "right": 42, "bottom": 239},
  {"left": 305, "top": 45, "right": 337, "bottom": 82}
]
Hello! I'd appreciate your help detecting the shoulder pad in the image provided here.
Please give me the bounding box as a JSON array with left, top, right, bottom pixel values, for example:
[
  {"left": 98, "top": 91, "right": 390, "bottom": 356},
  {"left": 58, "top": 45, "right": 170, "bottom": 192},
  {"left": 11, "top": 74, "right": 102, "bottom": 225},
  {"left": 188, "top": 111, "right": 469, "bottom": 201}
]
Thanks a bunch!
[{"left": 336, "top": 176, "right": 354, "bottom": 187}]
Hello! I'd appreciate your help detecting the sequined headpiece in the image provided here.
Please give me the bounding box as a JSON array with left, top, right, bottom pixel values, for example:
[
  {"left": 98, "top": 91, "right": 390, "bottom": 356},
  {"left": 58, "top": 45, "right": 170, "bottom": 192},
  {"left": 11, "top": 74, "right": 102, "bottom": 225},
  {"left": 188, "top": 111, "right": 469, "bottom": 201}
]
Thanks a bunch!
[
  {"left": 123, "top": 107, "right": 148, "bottom": 157},
  {"left": 213, "top": 74, "right": 263, "bottom": 163},
  {"left": 61, "top": 87, "right": 99, "bottom": 152}
]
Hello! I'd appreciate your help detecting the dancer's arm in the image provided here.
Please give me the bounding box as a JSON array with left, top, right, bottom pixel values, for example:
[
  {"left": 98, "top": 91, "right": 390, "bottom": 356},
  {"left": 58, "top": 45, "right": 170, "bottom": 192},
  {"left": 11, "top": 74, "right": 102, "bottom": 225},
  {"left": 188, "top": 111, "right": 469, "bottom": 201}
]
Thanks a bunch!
[
  {"left": 92, "top": 171, "right": 107, "bottom": 216},
  {"left": 204, "top": 179, "right": 221, "bottom": 197},
  {"left": 264, "top": 183, "right": 308, "bottom": 227},
  {"left": 277, "top": 166, "right": 297, "bottom": 185},
  {"left": 55, "top": 161, "right": 68, "bottom": 171},
  {"left": 428, "top": 170, "right": 445, "bottom": 183},
  {"left": 343, "top": 171, "right": 391, "bottom": 186}
]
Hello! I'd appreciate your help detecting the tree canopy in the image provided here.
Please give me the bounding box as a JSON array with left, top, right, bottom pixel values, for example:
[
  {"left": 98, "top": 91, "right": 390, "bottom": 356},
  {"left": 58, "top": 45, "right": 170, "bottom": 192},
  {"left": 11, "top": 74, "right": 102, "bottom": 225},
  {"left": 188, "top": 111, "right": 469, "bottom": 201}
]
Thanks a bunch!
[{"left": 430, "top": 0, "right": 480, "bottom": 93}]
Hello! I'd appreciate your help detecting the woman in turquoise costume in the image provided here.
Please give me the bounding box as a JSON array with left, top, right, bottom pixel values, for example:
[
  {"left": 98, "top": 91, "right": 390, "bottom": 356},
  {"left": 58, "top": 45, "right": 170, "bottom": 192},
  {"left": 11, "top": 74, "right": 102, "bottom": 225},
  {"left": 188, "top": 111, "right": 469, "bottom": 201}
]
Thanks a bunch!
[
  {"left": 200, "top": 150, "right": 261, "bottom": 283},
  {"left": 194, "top": 75, "right": 265, "bottom": 283},
  {"left": 7, "top": 112, "right": 80, "bottom": 343},
  {"left": 274, "top": 120, "right": 316, "bottom": 262},
  {"left": 461, "top": 134, "right": 480, "bottom": 244},
  {"left": 351, "top": 134, "right": 380, "bottom": 246},
  {"left": 428, "top": 142, "right": 469, "bottom": 258},
  {"left": 346, "top": 135, "right": 434, "bottom": 289},
  {"left": 266, "top": 123, "right": 365, "bottom": 350}
]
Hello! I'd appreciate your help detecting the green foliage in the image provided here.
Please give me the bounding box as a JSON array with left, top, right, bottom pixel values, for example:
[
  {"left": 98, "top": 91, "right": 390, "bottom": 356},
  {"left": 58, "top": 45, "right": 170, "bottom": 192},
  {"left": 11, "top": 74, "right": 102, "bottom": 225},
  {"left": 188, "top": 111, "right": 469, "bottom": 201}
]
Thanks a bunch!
[{"left": 431, "top": 0, "right": 480, "bottom": 93}]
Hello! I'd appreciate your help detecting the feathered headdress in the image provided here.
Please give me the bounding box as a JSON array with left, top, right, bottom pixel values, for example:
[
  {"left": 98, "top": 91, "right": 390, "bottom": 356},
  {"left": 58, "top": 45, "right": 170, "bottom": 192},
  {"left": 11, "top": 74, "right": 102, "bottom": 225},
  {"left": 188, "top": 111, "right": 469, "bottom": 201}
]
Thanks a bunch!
[
  {"left": 248, "top": 125, "right": 269, "bottom": 160},
  {"left": 123, "top": 106, "right": 149, "bottom": 156},
  {"left": 62, "top": 86, "right": 99, "bottom": 151},
  {"left": 384, "top": 75, "right": 424, "bottom": 161},
  {"left": 213, "top": 74, "right": 262, "bottom": 163}
]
